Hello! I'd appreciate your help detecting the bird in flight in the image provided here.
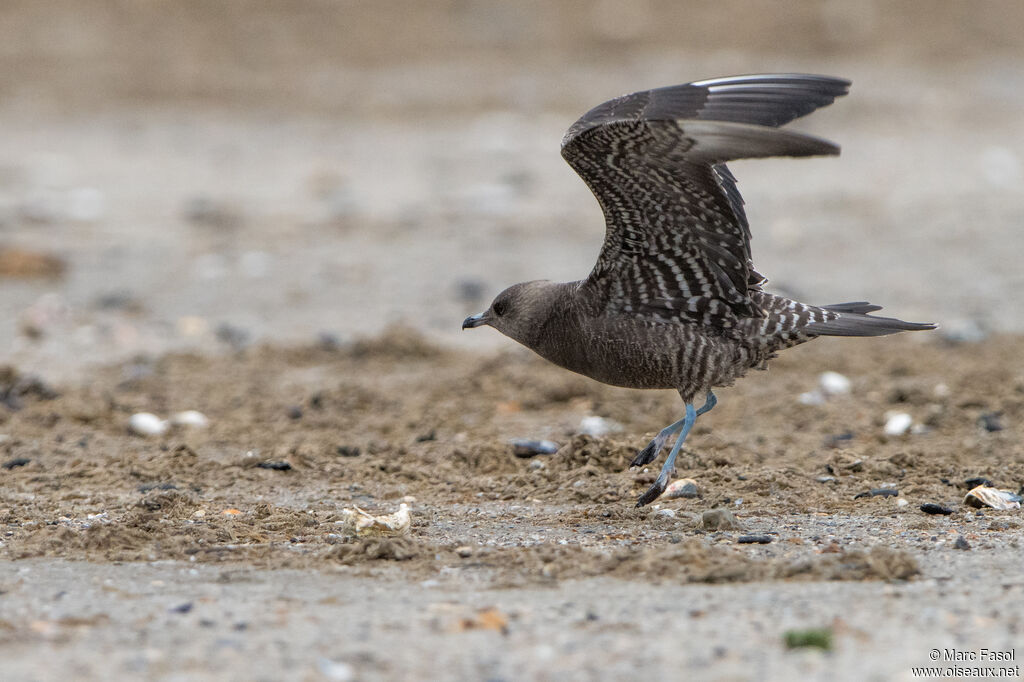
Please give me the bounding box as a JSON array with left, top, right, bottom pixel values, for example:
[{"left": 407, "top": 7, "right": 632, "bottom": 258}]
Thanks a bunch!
[{"left": 463, "top": 74, "right": 935, "bottom": 507}]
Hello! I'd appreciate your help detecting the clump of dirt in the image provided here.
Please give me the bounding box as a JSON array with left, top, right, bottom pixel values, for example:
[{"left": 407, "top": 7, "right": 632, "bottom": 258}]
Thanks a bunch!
[{"left": 0, "top": 328, "right": 1021, "bottom": 586}]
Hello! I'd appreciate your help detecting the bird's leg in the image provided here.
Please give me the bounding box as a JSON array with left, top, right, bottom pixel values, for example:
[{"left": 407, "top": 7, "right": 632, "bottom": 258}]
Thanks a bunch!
[
  {"left": 635, "top": 402, "right": 697, "bottom": 507},
  {"left": 630, "top": 391, "right": 716, "bottom": 468}
]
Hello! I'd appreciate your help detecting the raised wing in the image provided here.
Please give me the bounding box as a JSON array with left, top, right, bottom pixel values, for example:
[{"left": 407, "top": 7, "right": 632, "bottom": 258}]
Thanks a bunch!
[{"left": 561, "top": 74, "right": 849, "bottom": 327}]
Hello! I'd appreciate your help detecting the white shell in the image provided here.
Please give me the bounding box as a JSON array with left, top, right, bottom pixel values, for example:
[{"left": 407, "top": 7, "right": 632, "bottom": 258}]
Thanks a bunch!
[
  {"left": 339, "top": 503, "right": 411, "bottom": 537},
  {"left": 578, "top": 416, "right": 623, "bottom": 437},
  {"left": 964, "top": 485, "right": 1022, "bottom": 511},
  {"left": 819, "top": 371, "right": 851, "bottom": 397},
  {"left": 661, "top": 478, "right": 699, "bottom": 500},
  {"left": 129, "top": 412, "right": 168, "bottom": 436},
  {"left": 170, "top": 410, "right": 209, "bottom": 428},
  {"left": 883, "top": 412, "right": 913, "bottom": 436}
]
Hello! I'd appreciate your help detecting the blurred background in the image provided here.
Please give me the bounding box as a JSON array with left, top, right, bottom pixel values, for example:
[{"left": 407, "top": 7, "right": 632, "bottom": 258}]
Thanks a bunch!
[{"left": 1, "top": 0, "right": 1021, "bottom": 377}]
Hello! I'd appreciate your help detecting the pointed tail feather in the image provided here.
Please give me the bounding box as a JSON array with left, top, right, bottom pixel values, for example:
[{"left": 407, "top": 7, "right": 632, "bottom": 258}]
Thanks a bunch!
[{"left": 806, "top": 304, "right": 936, "bottom": 337}]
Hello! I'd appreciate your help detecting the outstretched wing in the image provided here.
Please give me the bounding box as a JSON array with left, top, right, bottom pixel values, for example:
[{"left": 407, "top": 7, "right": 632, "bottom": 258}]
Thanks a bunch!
[{"left": 561, "top": 74, "right": 850, "bottom": 328}]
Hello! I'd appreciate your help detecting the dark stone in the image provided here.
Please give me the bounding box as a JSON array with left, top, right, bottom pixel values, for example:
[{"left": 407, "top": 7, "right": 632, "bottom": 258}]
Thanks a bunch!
[
  {"left": 415, "top": 430, "right": 437, "bottom": 443},
  {"left": 919, "top": 503, "right": 953, "bottom": 516},
  {"left": 977, "top": 412, "right": 1004, "bottom": 432},
  {"left": 510, "top": 439, "right": 560, "bottom": 458},
  {"left": 137, "top": 482, "right": 178, "bottom": 493},
  {"left": 824, "top": 431, "right": 854, "bottom": 448},
  {"left": 286, "top": 405, "right": 303, "bottom": 420},
  {"left": 964, "top": 477, "right": 994, "bottom": 489},
  {"left": 170, "top": 602, "right": 194, "bottom": 614},
  {"left": 854, "top": 488, "right": 899, "bottom": 499},
  {"left": 953, "top": 535, "right": 971, "bottom": 550},
  {"left": 737, "top": 534, "right": 773, "bottom": 544},
  {"left": 2, "top": 457, "right": 30, "bottom": 470},
  {"left": 336, "top": 445, "right": 361, "bottom": 458},
  {"left": 256, "top": 461, "right": 292, "bottom": 471}
]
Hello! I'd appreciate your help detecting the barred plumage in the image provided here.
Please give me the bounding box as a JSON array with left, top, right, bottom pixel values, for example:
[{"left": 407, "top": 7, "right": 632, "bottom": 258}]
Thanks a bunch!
[{"left": 464, "top": 74, "right": 936, "bottom": 506}]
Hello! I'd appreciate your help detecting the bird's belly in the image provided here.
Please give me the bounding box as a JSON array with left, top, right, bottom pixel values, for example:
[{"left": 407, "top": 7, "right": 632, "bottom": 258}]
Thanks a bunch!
[{"left": 542, "top": 326, "right": 744, "bottom": 392}]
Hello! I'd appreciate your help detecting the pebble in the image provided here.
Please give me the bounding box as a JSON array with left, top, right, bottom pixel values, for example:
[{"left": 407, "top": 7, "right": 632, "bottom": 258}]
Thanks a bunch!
[
  {"left": 977, "top": 412, "right": 1004, "bottom": 432},
  {"left": 953, "top": 535, "right": 971, "bottom": 551},
  {"left": 737, "top": 534, "right": 773, "bottom": 544},
  {"left": 798, "top": 390, "right": 825, "bottom": 406},
  {"left": 883, "top": 412, "right": 913, "bottom": 436},
  {"left": 256, "top": 461, "right": 292, "bottom": 471},
  {"left": 920, "top": 503, "right": 954, "bottom": 516},
  {"left": 578, "top": 416, "right": 623, "bottom": 437},
  {"left": 128, "top": 413, "right": 168, "bottom": 437},
  {"left": 964, "top": 477, "right": 994, "bottom": 489},
  {"left": 316, "top": 658, "right": 355, "bottom": 682},
  {"left": 654, "top": 508, "right": 676, "bottom": 519},
  {"left": 854, "top": 488, "right": 899, "bottom": 500},
  {"left": 895, "top": 498, "right": 909, "bottom": 508},
  {"left": 816, "top": 476, "right": 837, "bottom": 484},
  {"left": 336, "top": 445, "right": 361, "bottom": 457},
  {"left": 510, "top": 439, "right": 559, "bottom": 458},
  {"left": 2, "top": 457, "right": 30, "bottom": 470},
  {"left": 702, "top": 508, "right": 740, "bottom": 531},
  {"left": 456, "top": 546, "right": 473, "bottom": 558},
  {"left": 819, "top": 371, "right": 851, "bottom": 397},
  {"left": 660, "top": 478, "right": 698, "bottom": 500},
  {"left": 170, "top": 410, "right": 209, "bottom": 429}
]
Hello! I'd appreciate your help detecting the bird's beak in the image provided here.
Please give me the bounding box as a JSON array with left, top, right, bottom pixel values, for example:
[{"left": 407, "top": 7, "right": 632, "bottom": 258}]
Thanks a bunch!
[{"left": 462, "top": 312, "right": 488, "bottom": 330}]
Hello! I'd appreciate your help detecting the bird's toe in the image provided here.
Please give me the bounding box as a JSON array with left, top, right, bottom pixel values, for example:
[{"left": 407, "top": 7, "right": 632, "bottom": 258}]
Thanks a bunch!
[
  {"left": 629, "top": 439, "right": 660, "bottom": 468},
  {"left": 635, "top": 473, "right": 669, "bottom": 508}
]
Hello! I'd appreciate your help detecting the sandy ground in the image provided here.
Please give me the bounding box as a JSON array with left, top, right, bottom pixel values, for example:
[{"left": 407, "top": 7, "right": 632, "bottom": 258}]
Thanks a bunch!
[{"left": 1, "top": 2, "right": 1024, "bottom": 680}]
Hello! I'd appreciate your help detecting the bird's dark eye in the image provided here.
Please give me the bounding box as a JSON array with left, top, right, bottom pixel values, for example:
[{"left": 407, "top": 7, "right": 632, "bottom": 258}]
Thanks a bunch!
[{"left": 492, "top": 299, "right": 508, "bottom": 317}]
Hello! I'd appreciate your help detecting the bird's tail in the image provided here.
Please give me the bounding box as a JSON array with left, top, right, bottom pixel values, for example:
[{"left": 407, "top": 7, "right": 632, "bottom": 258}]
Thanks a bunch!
[{"left": 804, "top": 301, "right": 937, "bottom": 337}]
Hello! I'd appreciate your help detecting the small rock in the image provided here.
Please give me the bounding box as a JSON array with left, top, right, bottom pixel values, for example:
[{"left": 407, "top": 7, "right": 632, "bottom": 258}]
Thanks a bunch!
[
  {"left": 738, "top": 534, "right": 773, "bottom": 544},
  {"left": 702, "top": 508, "right": 740, "bottom": 531},
  {"left": 336, "top": 445, "right": 361, "bottom": 457},
  {"left": 578, "top": 416, "right": 623, "bottom": 437},
  {"left": 798, "top": 390, "right": 825, "bottom": 406},
  {"left": 964, "top": 477, "right": 995, "bottom": 489},
  {"left": 170, "top": 410, "right": 209, "bottom": 429},
  {"left": 128, "top": 413, "right": 168, "bottom": 437},
  {"left": 316, "top": 658, "right": 355, "bottom": 682},
  {"left": 977, "top": 412, "right": 1004, "bottom": 433},
  {"left": 883, "top": 412, "right": 913, "bottom": 436},
  {"left": 256, "top": 461, "right": 292, "bottom": 471},
  {"left": 415, "top": 430, "right": 437, "bottom": 443},
  {"left": 819, "top": 371, "right": 851, "bottom": 397},
  {"left": 824, "top": 432, "right": 854, "bottom": 448},
  {"left": 454, "top": 278, "right": 486, "bottom": 304},
  {"left": 215, "top": 323, "right": 250, "bottom": 350},
  {"left": 170, "top": 602, "right": 194, "bottom": 614},
  {"left": 528, "top": 459, "right": 545, "bottom": 471},
  {"left": 654, "top": 508, "right": 676, "bottom": 519},
  {"left": 287, "top": 406, "right": 303, "bottom": 420},
  {"left": 953, "top": 535, "right": 971, "bottom": 550},
  {"left": 510, "top": 439, "right": 559, "bottom": 458},
  {"left": 660, "top": 478, "right": 699, "bottom": 500},
  {"left": 2, "top": 457, "right": 30, "bottom": 470},
  {"left": 896, "top": 498, "right": 909, "bottom": 508},
  {"left": 854, "top": 488, "right": 899, "bottom": 500},
  {"left": 455, "top": 546, "right": 473, "bottom": 558},
  {"left": 939, "top": 319, "right": 988, "bottom": 345},
  {"left": 920, "top": 503, "right": 953, "bottom": 516},
  {"left": 317, "top": 332, "right": 342, "bottom": 351},
  {"left": 816, "top": 475, "right": 837, "bottom": 484}
]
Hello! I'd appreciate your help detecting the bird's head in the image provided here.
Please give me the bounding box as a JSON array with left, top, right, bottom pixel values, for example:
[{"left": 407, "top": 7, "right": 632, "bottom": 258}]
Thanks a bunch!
[{"left": 462, "top": 280, "right": 558, "bottom": 345}]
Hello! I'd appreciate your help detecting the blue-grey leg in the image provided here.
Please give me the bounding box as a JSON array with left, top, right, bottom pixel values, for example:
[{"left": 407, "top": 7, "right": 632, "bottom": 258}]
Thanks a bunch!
[
  {"left": 629, "top": 391, "right": 717, "bottom": 468},
  {"left": 634, "top": 390, "right": 717, "bottom": 507}
]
